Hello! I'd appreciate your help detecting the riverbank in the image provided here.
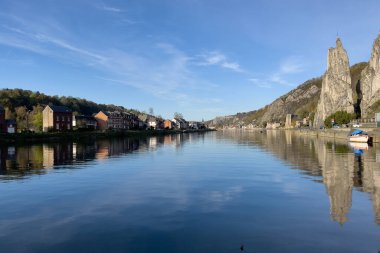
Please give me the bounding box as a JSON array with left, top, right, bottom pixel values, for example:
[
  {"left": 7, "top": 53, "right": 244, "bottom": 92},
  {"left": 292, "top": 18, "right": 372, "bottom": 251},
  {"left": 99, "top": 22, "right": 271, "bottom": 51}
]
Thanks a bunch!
[
  {"left": 0, "top": 129, "right": 216, "bottom": 144},
  {"left": 298, "top": 128, "right": 380, "bottom": 143}
]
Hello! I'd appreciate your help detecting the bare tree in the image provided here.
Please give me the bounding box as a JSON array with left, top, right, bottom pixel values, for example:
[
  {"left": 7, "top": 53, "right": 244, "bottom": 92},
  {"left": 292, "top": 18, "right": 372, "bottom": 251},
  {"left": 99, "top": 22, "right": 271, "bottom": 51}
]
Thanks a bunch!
[
  {"left": 148, "top": 107, "right": 154, "bottom": 115},
  {"left": 174, "top": 112, "right": 183, "bottom": 119}
]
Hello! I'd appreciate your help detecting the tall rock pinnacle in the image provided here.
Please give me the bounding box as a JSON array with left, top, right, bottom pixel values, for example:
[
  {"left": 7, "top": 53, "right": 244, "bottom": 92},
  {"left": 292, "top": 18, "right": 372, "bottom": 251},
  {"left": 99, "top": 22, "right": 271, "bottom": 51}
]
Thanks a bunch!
[
  {"left": 359, "top": 32, "right": 380, "bottom": 118},
  {"left": 314, "top": 38, "right": 354, "bottom": 127}
]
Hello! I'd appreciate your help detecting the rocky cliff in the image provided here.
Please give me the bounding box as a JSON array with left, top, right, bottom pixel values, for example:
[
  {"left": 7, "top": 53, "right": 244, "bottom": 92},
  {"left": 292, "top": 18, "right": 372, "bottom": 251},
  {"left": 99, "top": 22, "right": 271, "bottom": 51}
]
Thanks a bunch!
[
  {"left": 313, "top": 38, "right": 354, "bottom": 127},
  {"left": 208, "top": 33, "right": 380, "bottom": 129},
  {"left": 259, "top": 82, "right": 320, "bottom": 124},
  {"left": 208, "top": 62, "right": 367, "bottom": 129},
  {"left": 209, "top": 77, "right": 322, "bottom": 128},
  {"left": 360, "top": 33, "right": 380, "bottom": 118}
]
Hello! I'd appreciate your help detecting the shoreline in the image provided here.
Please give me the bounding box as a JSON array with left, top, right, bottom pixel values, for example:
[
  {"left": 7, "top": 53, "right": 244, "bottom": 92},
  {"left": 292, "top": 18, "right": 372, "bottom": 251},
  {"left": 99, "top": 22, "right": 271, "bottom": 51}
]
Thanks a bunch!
[
  {"left": 0, "top": 129, "right": 216, "bottom": 144},
  {"left": 219, "top": 127, "right": 380, "bottom": 143},
  {"left": 297, "top": 128, "right": 380, "bottom": 143}
]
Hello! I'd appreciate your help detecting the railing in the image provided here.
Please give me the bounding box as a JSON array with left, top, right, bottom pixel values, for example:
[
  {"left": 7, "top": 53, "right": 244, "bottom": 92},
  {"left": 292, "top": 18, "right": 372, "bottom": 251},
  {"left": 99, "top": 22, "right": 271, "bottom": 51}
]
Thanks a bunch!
[{"left": 350, "top": 118, "right": 376, "bottom": 123}]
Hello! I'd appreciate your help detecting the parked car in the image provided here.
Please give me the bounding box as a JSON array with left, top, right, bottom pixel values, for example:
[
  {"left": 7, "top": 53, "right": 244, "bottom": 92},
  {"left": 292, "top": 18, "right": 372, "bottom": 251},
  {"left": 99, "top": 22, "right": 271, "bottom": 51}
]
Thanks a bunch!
[{"left": 353, "top": 123, "right": 361, "bottom": 128}]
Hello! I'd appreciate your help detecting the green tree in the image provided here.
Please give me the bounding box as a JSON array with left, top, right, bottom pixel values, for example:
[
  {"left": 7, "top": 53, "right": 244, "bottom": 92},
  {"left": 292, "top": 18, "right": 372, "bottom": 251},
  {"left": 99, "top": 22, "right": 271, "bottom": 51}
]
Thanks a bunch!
[
  {"left": 324, "top": 111, "right": 353, "bottom": 128},
  {"left": 31, "top": 105, "right": 44, "bottom": 132},
  {"left": 15, "top": 106, "right": 28, "bottom": 131},
  {"left": 5, "top": 107, "right": 14, "bottom": 120},
  {"left": 324, "top": 117, "right": 333, "bottom": 128}
]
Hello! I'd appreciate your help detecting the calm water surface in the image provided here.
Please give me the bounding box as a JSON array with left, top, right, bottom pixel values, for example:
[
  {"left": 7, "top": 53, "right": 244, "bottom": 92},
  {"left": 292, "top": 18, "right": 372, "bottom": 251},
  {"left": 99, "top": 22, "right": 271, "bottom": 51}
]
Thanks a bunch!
[{"left": 1, "top": 130, "right": 380, "bottom": 252}]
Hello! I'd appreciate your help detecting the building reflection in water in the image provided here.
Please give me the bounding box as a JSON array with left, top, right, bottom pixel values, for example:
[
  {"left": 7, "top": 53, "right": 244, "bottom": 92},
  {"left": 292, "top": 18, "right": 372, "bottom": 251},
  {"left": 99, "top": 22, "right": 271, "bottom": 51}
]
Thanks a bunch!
[
  {"left": 218, "top": 130, "right": 380, "bottom": 226},
  {"left": 0, "top": 133, "right": 205, "bottom": 180}
]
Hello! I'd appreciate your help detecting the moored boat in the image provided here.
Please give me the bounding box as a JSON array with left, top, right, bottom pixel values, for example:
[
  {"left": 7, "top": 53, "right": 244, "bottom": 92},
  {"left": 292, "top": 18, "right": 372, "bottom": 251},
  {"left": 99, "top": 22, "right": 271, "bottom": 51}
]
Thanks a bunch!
[
  {"left": 349, "top": 142, "right": 369, "bottom": 150},
  {"left": 348, "top": 129, "right": 369, "bottom": 143}
]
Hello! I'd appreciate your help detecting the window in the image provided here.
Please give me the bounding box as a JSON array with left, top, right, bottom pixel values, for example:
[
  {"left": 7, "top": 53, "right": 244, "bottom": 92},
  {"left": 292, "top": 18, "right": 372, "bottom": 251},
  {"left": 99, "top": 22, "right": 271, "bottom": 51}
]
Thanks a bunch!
[{"left": 56, "top": 123, "right": 60, "bottom": 130}]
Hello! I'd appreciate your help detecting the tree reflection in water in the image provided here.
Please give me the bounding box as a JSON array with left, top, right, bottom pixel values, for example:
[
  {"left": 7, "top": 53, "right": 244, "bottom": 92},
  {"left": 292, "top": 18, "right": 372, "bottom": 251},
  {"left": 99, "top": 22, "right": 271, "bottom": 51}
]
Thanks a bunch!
[{"left": 0, "top": 133, "right": 204, "bottom": 180}]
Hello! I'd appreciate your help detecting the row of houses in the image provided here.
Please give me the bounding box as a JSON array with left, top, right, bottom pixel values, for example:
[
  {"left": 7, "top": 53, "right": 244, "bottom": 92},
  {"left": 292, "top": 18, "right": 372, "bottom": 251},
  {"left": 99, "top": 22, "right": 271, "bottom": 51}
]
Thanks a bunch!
[
  {"left": 42, "top": 105, "right": 206, "bottom": 132},
  {"left": 0, "top": 104, "right": 207, "bottom": 133}
]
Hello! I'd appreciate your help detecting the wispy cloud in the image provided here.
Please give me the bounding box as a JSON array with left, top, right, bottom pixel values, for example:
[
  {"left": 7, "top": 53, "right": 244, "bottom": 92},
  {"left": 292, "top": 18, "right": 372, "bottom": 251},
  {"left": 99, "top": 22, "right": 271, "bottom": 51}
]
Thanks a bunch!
[
  {"left": 0, "top": 13, "right": 225, "bottom": 117},
  {"left": 280, "top": 57, "right": 304, "bottom": 74},
  {"left": 249, "top": 56, "right": 305, "bottom": 88},
  {"left": 196, "top": 51, "right": 243, "bottom": 72},
  {"left": 36, "top": 34, "right": 107, "bottom": 63},
  {"left": 0, "top": 32, "right": 47, "bottom": 55},
  {"left": 96, "top": 1, "right": 124, "bottom": 13},
  {"left": 121, "top": 18, "right": 137, "bottom": 25},
  {"left": 1, "top": 24, "right": 107, "bottom": 65},
  {"left": 249, "top": 78, "right": 272, "bottom": 88}
]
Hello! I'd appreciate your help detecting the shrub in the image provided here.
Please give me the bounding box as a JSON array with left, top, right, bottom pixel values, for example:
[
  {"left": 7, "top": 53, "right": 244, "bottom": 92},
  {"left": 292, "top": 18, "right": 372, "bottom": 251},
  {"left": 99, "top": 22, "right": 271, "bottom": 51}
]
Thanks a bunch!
[{"left": 324, "top": 111, "right": 354, "bottom": 128}]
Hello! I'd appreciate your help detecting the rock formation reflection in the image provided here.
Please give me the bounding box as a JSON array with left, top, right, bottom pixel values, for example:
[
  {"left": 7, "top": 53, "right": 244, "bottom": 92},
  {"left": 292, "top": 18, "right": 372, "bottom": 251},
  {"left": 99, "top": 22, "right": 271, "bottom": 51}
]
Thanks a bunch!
[
  {"left": 317, "top": 140, "right": 354, "bottom": 224},
  {"left": 2, "top": 130, "right": 379, "bottom": 226},
  {"left": 218, "top": 130, "right": 380, "bottom": 226}
]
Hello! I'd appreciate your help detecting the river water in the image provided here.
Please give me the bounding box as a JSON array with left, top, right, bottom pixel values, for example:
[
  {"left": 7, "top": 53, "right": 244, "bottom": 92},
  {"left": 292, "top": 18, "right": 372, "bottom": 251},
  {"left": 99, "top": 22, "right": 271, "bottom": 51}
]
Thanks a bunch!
[{"left": 0, "top": 130, "right": 380, "bottom": 253}]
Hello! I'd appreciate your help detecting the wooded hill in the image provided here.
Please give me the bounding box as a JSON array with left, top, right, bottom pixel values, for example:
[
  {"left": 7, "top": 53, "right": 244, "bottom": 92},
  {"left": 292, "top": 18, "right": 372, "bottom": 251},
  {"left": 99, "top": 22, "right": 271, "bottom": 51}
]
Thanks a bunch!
[
  {"left": 0, "top": 88, "right": 140, "bottom": 115},
  {"left": 0, "top": 88, "right": 141, "bottom": 131}
]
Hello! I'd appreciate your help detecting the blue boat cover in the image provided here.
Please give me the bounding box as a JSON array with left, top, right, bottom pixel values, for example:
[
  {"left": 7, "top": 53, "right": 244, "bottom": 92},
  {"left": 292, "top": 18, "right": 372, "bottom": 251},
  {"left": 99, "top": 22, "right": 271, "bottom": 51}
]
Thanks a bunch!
[
  {"left": 353, "top": 149, "right": 364, "bottom": 156},
  {"left": 351, "top": 129, "right": 363, "bottom": 135}
]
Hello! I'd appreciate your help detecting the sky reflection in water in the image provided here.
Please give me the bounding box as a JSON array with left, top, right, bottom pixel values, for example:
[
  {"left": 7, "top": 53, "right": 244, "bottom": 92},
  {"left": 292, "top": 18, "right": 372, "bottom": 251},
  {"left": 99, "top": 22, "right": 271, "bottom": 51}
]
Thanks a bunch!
[{"left": 0, "top": 131, "right": 380, "bottom": 253}]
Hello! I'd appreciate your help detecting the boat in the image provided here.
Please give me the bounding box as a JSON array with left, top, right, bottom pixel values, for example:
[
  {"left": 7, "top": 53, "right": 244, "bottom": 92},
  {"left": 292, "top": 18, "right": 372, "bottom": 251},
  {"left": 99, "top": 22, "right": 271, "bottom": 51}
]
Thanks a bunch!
[
  {"left": 348, "top": 129, "right": 369, "bottom": 143},
  {"left": 349, "top": 142, "right": 369, "bottom": 150}
]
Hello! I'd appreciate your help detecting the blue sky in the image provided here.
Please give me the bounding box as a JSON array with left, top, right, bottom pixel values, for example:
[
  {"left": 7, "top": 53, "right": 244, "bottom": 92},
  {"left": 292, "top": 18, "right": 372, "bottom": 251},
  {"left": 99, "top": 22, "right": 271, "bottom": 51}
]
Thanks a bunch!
[{"left": 0, "top": 0, "right": 379, "bottom": 120}]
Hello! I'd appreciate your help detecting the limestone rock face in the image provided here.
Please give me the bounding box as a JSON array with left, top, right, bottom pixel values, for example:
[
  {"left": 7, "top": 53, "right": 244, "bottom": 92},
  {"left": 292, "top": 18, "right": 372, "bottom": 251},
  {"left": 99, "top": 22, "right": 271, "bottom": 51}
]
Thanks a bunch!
[
  {"left": 258, "top": 83, "right": 320, "bottom": 125},
  {"left": 360, "top": 33, "right": 380, "bottom": 118},
  {"left": 314, "top": 38, "right": 354, "bottom": 127}
]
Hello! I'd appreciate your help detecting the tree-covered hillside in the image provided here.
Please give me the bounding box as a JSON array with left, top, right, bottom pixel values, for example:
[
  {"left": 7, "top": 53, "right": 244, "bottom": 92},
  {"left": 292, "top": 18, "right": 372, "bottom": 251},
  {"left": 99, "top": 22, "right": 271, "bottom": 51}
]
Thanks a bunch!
[
  {"left": 0, "top": 88, "right": 141, "bottom": 132},
  {"left": 0, "top": 89, "right": 140, "bottom": 115}
]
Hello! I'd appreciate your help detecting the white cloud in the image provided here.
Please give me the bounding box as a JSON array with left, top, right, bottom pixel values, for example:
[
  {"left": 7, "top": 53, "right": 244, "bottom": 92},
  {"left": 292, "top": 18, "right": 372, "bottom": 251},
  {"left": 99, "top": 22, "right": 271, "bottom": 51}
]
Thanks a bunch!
[
  {"left": 280, "top": 57, "right": 304, "bottom": 74},
  {"left": 121, "top": 18, "right": 137, "bottom": 25},
  {"left": 221, "top": 62, "right": 241, "bottom": 72},
  {"left": 201, "top": 52, "right": 226, "bottom": 65},
  {"left": 35, "top": 34, "right": 107, "bottom": 63},
  {"left": 0, "top": 14, "right": 225, "bottom": 116},
  {"left": 101, "top": 6, "right": 123, "bottom": 12},
  {"left": 249, "top": 56, "right": 304, "bottom": 88},
  {"left": 96, "top": 1, "right": 124, "bottom": 13},
  {"left": 0, "top": 33, "right": 47, "bottom": 55},
  {"left": 269, "top": 73, "right": 292, "bottom": 86},
  {"left": 196, "top": 51, "right": 243, "bottom": 72},
  {"left": 249, "top": 78, "right": 272, "bottom": 88}
]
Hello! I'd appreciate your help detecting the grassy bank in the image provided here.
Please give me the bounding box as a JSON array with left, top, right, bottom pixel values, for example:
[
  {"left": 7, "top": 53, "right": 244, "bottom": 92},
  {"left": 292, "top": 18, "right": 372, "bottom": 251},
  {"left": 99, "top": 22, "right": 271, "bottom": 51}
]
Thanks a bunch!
[{"left": 0, "top": 129, "right": 216, "bottom": 144}]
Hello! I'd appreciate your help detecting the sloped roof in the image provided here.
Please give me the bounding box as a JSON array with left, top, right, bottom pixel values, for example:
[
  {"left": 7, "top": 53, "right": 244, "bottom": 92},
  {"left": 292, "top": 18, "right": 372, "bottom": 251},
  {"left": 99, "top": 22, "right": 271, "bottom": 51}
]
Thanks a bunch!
[
  {"left": 96, "top": 111, "right": 109, "bottom": 117},
  {"left": 49, "top": 105, "right": 72, "bottom": 113},
  {"left": 174, "top": 117, "right": 187, "bottom": 123},
  {"left": 138, "top": 114, "right": 148, "bottom": 122}
]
